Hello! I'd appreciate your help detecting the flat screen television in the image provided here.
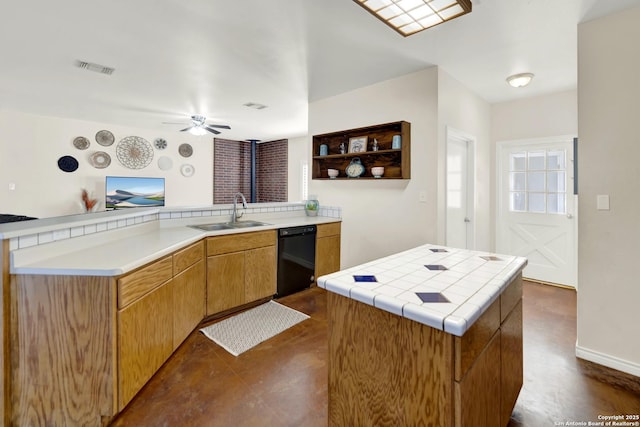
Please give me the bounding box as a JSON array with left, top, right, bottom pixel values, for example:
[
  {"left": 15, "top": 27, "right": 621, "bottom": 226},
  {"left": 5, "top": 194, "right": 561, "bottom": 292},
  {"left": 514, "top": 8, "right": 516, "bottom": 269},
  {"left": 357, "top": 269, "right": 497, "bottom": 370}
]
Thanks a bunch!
[{"left": 105, "top": 176, "right": 165, "bottom": 209}]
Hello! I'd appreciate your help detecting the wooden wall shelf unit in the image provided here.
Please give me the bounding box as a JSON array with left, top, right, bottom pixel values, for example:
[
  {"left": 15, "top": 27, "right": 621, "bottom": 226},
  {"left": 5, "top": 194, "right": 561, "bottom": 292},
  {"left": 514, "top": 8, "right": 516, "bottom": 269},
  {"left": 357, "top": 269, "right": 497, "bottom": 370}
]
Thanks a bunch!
[{"left": 312, "top": 121, "right": 411, "bottom": 180}]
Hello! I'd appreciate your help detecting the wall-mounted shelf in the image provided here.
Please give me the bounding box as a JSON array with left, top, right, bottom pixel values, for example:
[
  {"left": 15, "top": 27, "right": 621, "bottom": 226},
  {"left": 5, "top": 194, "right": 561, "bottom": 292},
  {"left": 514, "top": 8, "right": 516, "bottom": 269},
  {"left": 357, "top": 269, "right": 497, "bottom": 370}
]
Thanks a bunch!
[{"left": 312, "top": 121, "right": 411, "bottom": 180}]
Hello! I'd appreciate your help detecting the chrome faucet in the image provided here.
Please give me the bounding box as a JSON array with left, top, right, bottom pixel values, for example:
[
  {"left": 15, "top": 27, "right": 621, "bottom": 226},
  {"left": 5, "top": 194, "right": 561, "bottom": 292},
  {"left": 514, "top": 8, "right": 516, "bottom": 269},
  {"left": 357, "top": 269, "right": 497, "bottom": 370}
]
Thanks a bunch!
[{"left": 231, "top": 192, "right": 247, "bottom": 223}]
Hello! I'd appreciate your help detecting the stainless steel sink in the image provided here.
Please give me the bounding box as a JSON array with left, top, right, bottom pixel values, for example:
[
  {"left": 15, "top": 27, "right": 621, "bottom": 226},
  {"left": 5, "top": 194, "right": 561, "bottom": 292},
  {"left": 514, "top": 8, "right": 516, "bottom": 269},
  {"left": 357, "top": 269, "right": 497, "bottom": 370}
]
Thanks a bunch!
[
  {"left": 228, "top": 220, "right": 270, "bottom": 228},
  {"left": 189, "top": 220, "right": 270, "bottom": 231},
  {"left": 189, "top": 223, "right": 234, "bottom": 231}
]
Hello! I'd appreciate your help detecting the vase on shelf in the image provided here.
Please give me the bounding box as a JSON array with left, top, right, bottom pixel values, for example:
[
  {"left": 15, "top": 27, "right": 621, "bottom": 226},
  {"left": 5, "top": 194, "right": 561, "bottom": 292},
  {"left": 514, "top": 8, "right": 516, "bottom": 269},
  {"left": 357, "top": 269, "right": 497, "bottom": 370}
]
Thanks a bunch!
[{"left": 305, "top": 195, "right": 319, "bottom": 217}]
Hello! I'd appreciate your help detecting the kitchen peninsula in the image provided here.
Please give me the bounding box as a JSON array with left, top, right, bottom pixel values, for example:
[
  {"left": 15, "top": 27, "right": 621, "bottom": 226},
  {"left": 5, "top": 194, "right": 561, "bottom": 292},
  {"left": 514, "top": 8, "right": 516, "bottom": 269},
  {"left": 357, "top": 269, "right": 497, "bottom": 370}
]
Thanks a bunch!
[
  {"left": 318, "top": 244, "right": 527, "bottom": 427},
  {"left": 0, "top": 203, "right": 341, "bottom": 426}
]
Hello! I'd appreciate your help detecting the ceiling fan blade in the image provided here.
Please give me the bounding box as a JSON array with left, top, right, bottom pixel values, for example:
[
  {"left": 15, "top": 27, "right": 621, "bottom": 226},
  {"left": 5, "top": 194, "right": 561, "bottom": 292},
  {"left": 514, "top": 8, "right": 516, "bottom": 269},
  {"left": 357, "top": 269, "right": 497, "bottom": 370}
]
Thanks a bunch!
[
  {"left": 204, "top": 126, "right": 221, "bottom": 135},
  {"left": 162, "top": 121, "right": 190, "bottom": 125},
  {"left": 206, "top": 124, "right": 231, "bottom": 129},
  {"left": 179, "top": 126, "right": 195, "bottom": 132}
]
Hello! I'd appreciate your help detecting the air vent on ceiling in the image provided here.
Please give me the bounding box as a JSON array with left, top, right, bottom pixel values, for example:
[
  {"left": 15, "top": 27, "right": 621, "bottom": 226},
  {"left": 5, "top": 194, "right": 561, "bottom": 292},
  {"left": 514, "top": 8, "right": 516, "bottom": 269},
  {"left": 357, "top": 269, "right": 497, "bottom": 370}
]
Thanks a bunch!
[
  {"left": 75, "top": 60, "right": 115, "bottom": 75},
  {"left": 243, "top": 102, "right": 268, "bottom": 110}
]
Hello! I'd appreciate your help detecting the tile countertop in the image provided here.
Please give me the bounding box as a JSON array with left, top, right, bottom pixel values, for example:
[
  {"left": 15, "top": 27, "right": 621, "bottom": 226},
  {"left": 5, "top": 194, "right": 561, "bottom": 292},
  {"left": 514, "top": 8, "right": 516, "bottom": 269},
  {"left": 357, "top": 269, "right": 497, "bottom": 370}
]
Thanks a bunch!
[
  {"left": 317, "top": 244, "right": 527, "bottom": 337},
  {"left": 10, "top": 214, "right": 340, "bottom": 277}
]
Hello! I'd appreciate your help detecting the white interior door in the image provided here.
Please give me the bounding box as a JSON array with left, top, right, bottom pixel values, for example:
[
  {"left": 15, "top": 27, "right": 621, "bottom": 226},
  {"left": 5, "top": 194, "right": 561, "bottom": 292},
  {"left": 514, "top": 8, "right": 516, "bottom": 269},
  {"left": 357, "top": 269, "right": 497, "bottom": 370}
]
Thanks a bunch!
[
  {"left": 497, "top": 138, "right": 577, "bottom": 287},
  {"left": 446, "top": 130, "right": 474, "bottom": 249}
]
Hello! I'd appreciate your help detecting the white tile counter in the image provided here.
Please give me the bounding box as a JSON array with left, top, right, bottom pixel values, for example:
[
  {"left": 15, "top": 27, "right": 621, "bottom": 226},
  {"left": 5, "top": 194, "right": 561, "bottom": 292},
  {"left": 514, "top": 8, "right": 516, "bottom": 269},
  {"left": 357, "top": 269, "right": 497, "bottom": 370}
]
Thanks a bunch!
[
  {"left": 10, "top": 212, "right": 341, "bottom": 276},
  {"left": 317, "top": 243, "right": 527, "bottom": 336}
]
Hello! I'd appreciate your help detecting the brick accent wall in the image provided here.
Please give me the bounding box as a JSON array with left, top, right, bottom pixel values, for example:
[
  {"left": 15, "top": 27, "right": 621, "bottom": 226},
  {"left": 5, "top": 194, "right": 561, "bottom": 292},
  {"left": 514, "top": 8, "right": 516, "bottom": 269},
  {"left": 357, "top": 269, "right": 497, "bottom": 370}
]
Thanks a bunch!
[
  {"left": 213, "top": 138, "right": 287, "bottom": 203},
  {"left": 256, "top": 139, "right": 288, "bottom": 203}
]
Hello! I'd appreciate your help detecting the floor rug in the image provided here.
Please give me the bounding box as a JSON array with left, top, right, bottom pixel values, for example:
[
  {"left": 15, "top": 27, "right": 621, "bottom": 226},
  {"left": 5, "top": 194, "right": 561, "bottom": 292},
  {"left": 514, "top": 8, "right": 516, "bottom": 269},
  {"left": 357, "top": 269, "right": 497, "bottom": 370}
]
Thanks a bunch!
[{"left": 200, "top": 301, "right": 310, "bottom": 356}]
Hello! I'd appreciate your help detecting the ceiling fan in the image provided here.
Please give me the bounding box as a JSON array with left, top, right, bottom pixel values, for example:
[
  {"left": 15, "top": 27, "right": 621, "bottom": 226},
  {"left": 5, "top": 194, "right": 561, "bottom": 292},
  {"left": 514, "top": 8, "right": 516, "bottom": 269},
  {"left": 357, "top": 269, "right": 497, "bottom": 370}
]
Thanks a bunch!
[{"left": 164, "top": 115, "right": 231, "bottom": 135}]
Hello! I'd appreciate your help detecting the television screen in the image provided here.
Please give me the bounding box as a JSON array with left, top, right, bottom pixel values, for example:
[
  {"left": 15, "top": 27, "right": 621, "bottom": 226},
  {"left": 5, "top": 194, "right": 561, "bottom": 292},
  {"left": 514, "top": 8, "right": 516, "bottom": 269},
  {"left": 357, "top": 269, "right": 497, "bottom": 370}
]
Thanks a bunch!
[{"left": 105, "top": 176, "right": 165, "bottom": 209}]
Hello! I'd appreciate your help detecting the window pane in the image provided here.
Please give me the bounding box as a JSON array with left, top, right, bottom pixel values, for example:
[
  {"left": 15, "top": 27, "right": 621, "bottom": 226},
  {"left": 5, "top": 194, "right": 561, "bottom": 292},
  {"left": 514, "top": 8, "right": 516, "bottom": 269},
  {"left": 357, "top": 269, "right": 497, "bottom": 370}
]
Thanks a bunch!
[
  {"left": 547, "top": 194, "right": 566, "bottom": 214},
  {"left": 547, "top": 171, "right": 566, "bottom": 193},
  {"left": 528, "top": 171, "right": 545, "bottom": 192},
  {"left": 510, "top": 192, "right": 526, "bottom": 211},
  {"left": 510, "top": 172, "right": 526, "bottom": 191},
  {"left": 528, "top": 193, "right": 545, "bottom": 213},
  {"left": 547, "top": 150, "right": 566, "bottom": 170},
  {"left": 528, "top": 151, "right": 545, "bottom": 170},
  {"left": 510, "top": 152, "right": 526, "bottom": 171}
]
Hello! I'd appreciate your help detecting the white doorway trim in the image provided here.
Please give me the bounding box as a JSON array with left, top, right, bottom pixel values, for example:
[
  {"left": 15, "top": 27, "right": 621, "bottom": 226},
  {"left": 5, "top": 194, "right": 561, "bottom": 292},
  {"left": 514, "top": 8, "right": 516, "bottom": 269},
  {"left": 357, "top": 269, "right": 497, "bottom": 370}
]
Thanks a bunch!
[{"left": 445, "top": 126, "right": 476, "bottom": 249}]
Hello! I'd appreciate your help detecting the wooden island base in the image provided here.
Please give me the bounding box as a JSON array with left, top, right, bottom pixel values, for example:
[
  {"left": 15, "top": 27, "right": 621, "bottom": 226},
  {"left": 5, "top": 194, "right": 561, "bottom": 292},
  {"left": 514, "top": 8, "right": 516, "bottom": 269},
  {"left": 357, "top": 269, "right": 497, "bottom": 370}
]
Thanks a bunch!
[{"left": 327, "top": 274, "right": 523, "bottom": 427}]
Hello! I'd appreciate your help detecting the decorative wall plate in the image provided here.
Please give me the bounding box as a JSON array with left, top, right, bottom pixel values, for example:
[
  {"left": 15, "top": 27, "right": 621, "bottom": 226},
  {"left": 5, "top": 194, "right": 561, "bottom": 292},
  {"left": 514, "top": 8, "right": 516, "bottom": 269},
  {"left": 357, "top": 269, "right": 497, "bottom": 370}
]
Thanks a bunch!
[
  {"left": 180, "top": 164, "right": 195, "bottom": 177},
  {"left": 154, "top": 138, "right": 167, "bottom": 150},
  {"left": 73, "top": 136, "right": 90, "bottom": 150},
  {"left": 158, "top": 156, "right": 173, "bottom": 171},
  {"left": 90, "top": 151, "right": 111, "bottom": 169},
  {"left": 178, "top": 143, "right": 193, "bottom": 157},
  {"left": 95, "top": 130, "right": 115, "bottom": 146},
  {"left": 116, "top": 136, "right": 154, "bottom": 169},
  {"left": 57, "top": 155, "right": 79, "bottom": 172}
]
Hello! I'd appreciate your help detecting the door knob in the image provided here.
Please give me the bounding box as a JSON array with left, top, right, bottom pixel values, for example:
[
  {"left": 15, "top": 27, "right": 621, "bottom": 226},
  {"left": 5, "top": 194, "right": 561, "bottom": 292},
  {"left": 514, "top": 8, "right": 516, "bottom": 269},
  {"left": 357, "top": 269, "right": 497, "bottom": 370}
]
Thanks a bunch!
[
  {"left": 464, "top": 217, "right": 471, "bottom": 223},
  {"left": 567, "top": 213, "right": 573, "bottom": 219}
]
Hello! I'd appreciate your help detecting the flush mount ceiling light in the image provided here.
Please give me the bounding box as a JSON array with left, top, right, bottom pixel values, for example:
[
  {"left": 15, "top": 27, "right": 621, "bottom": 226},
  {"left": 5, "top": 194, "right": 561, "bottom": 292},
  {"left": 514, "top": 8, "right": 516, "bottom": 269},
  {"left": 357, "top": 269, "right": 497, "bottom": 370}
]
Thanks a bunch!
[
  {"left": 353, "top": 0, "right": 472, "bottom": 37},
  {"left": 506, "top": 73, "right": 534, "bottom": 88}
]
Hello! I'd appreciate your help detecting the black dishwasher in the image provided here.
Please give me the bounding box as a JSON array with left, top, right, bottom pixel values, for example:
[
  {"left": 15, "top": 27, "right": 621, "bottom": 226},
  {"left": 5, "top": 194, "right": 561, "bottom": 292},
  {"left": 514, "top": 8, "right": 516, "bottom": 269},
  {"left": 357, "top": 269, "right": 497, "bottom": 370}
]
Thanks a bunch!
[{"left": 277, "top": 225, "right": 317, "bottom": 297}]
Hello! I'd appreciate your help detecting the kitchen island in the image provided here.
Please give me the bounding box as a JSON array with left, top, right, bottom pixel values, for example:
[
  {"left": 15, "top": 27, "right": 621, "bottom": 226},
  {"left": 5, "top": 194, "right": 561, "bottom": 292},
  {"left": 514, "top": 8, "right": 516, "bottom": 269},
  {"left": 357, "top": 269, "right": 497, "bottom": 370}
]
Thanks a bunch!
[{"left": 317, "top": 244, "right": 527, "bottom": 427}]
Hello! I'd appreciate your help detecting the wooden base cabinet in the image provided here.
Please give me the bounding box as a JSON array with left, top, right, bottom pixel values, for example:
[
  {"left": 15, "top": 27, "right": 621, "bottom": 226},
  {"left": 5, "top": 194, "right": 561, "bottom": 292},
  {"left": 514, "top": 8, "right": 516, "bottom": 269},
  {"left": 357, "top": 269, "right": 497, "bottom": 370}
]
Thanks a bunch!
[
  {"left": 315, "top": 222, "right": 341, "bottom": 282},
  {"left": 206, "top": 230, "right": 277, "bottom": 316},
  {"left": 327, "top": 273, "right": 523, "bottom": 427}
]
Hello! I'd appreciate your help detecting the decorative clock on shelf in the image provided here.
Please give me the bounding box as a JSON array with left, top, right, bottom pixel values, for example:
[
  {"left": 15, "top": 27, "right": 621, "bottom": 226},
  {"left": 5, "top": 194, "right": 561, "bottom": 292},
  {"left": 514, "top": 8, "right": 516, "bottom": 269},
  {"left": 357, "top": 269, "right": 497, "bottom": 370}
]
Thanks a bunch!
[{"left": 345, "top": 157, "right": 365, "bottom": 178}]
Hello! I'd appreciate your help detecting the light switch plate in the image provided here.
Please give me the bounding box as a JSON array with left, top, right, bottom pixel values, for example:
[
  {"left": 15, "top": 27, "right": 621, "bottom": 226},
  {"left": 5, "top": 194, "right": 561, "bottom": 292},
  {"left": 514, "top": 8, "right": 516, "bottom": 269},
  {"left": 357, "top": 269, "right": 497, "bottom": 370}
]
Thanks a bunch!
[
  {"left": 596, "top": 194, "right": 610, "bottom": 210},
  {"left": 419, "top": 191, "right": 427, "bottom": 203}
]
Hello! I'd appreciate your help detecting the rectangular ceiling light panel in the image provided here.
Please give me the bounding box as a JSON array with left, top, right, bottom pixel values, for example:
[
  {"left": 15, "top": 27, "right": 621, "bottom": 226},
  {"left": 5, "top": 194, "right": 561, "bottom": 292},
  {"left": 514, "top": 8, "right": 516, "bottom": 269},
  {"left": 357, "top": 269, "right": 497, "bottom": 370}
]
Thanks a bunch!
[{"left": 355, "top": 0, "right": 472, "bottom": 36}]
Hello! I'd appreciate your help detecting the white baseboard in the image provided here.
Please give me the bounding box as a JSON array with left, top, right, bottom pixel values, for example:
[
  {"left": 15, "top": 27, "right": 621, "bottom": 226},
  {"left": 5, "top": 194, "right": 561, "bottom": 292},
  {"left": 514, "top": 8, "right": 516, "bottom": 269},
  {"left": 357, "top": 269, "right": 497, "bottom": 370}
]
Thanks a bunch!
[{"left": 575, "top": 345, "right": 640, "bottom": 377}]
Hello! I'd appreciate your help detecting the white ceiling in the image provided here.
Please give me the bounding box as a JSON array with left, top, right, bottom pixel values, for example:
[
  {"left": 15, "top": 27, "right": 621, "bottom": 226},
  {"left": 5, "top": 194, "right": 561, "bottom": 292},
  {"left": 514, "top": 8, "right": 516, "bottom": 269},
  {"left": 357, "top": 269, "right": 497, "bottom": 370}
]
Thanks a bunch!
[{"left": 1, "top": 0, "right": 639, "bottom": 142}]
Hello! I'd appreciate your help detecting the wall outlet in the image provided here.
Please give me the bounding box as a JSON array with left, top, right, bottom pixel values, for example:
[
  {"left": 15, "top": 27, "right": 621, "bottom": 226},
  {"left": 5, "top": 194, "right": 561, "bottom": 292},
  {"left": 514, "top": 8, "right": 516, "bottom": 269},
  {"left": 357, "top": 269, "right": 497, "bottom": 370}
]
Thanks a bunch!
[
  {"left": 8, "top": 182, "right": 16, "bottom": 191},
  {"left": 596, "top": 194, "right": 610, "bottom": 210}
]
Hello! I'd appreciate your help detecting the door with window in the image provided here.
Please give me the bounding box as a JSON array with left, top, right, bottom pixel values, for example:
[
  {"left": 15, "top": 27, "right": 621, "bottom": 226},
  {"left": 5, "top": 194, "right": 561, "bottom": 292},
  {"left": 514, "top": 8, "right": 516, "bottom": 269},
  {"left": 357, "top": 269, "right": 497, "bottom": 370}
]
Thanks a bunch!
[
  {"left": 497, "top": 138, "right": 577, "bottom": 287},
  {"left": 446, "top": 131, "right": 474, "bottom": 249}
]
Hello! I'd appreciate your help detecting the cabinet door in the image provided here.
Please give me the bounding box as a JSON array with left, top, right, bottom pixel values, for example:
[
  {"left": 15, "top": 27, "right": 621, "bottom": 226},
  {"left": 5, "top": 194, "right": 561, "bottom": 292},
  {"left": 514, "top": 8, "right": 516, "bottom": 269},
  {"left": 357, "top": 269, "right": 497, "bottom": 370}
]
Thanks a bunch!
[
  {"left": 501, "top": 300, "right": 523, "bottom": 427},
  {"left": 118, "top": 280, "right": 173, "bottom": 410},
  {"left": 316, "top": 235, "right": 341, "bottom": 279},
  {"left": 206, "top": 252, "right": 245, "bottom": 315},
  {"left": 245, "top": 245, "right": 276, "bottom": 303},
  {"left": 172, "top": 260, "right": 205, "bottom": 349},
  {"left": 454, "top": 331, "right": 501, "bottom": 427}
]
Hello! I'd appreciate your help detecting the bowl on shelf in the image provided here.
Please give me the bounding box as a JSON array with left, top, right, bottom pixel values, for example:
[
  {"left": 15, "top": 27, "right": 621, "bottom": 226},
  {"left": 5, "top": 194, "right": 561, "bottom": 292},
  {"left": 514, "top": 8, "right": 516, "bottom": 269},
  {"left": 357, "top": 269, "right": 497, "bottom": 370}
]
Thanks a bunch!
[
  {"left": 328, "top": 168, "right": 339, "bottom": 179},
  {"left": 371, "top": 166, "right": 385, "bottom": 178}
]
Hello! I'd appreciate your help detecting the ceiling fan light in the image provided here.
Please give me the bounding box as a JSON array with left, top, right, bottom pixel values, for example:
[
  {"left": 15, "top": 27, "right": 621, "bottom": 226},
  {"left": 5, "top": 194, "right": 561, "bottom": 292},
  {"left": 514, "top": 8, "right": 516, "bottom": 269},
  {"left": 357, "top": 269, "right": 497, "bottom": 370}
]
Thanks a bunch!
[
  {"left": 189, "top": 126, "right": 207, "bottom": 136},
  {"left": 507, "top": 73, "right": 534, "bottom": 88}
]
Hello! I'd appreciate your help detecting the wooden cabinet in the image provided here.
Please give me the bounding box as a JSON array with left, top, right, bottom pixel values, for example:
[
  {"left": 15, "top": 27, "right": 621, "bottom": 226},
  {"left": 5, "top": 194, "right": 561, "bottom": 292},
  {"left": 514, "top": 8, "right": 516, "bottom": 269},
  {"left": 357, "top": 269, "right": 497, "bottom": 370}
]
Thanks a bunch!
[
  {"left": 117, "top": 240, "right": 205, "bottom": 410},
  {"left": 206, "top": 230, "right": 277, "bottom": 316},
  {"left": 118, "top": 279, "right": 173, "bottom": 409},
  {"left": 327, "top": 273, "right": 523, "bottom": 427},
  {"left": 315, "top": 222, "right": 341, "bottom": 281},
  {"left": 312, "top": 121, "right": 411, "bottom": 179}
]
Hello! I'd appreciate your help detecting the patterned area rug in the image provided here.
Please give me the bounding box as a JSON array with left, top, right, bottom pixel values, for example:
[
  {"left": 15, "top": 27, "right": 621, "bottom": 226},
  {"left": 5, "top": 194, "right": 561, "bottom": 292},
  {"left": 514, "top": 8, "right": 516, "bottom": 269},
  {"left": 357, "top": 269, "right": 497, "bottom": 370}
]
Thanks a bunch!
[{"left": 200, "top": 301, "right": 310, "bottom": 356}]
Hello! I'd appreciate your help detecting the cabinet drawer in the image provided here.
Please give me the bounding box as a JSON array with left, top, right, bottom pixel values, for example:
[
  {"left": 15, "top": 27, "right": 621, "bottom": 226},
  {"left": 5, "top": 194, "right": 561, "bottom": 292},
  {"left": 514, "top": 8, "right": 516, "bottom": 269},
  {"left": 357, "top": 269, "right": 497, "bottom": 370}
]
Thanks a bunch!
[
  {"left": 117, "top": 256, "right": 173, "bottom": 309},
  {"left": 207, "top": 230, "right": 276, "bottom": 256},
  {"left": 317, "top": 222, "right": 341, "bottom": 238},
  {"left": 454, "top": 298, "right": 500, "bottom": 381},
  {"left": 173, "top": 240, "right": 204, "bottom": 275}
]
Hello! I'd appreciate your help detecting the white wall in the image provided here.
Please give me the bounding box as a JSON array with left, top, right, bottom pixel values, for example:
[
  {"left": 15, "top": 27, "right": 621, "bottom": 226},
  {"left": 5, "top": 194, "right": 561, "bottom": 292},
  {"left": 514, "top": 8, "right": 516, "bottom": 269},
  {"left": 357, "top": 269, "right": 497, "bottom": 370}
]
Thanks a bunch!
[
  {"left": 576, "top": 6, "right": 640, "bottom": 376},
  {"left": 0, "top": 110, "right": 214, "bottom": 218},
  {"left": 309, "top": 68, "right": 439, "bottom": 268},
  {"left": 287, "top": 135, "right": 308, "bottom": 202},
  {"left": 437, "top": 69, "right": 492, "bottom": 250}
]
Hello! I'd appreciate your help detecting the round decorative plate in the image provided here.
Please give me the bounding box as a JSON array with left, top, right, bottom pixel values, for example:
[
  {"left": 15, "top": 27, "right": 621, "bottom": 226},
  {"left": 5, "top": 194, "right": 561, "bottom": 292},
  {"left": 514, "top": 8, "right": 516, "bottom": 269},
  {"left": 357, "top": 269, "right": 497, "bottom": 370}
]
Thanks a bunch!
[
  {"left": 57, "top": 155, "right": 79, "bottom": 173},
  {"left": 116, "top": 136, "right": 154, "bottom": 169},
  {"left": 158, "top": 156, "right": 173, "bottom": 171},
  {"left": 180, "top": 164, "right": 195, "bottom": 177},
  {"left": 90, "top": 151, "right": 111, "bottom": 169},
  {"left": 95, "top": 130, "right": 115, "bottom": 146},
  {"left": 73, "top": 136, "right": 90, "bottom": 150},
  {"left": 154, "top": 138, "right": 167, "bottom": 150},
  {"left": 178, "top": 143, "right": 193, "bottom": 157}
]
